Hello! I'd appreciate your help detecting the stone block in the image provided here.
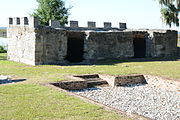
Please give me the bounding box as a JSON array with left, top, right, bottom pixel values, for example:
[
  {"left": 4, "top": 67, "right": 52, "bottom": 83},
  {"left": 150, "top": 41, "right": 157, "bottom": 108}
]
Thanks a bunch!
[
  {"left": 70, "top": 21, "right": 78, "bottom": 28},
  {"left": 16, "top": 17, "right": 20, "bottom": 25},
  {"left": 114, "top": 75, "right": 147, "bottom": 86},
  {"left": 88, "top": 21, "right": 96, "bottom": 28},
  {"left": 29, "top": 16, "right": 39, "bottom": 28},
  {"left": 58, "top": 80, "right": 87, "bottom": 90},
  {"left": 119, "top": 23, "right": 127, "bottom": 29},
  {"left": 99, "top": 74, "right": 147, "bottom": 87},
  {"left": 21, "top": 17, "right": 29, "bottom": 25},
  {"left": 49, "top": 20, "right": 60, "bottom": 28},
  {"left": 13, "top": 17, "right": 20, "bottom": 25},
  {"left": 9, "top": 18, "right": 13, "bottom": 25},
  {"left": 104, "top": 22, "right": 111, "bottom": 28}
]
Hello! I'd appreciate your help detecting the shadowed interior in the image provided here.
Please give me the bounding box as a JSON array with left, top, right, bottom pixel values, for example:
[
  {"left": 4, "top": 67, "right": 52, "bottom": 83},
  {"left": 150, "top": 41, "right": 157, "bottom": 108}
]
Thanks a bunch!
[
  {"left": 66, "top": 32, "right": 84, "bottom": 62},
  {"left": 133, "top": 38, "right": 146, "bottom": 58}
]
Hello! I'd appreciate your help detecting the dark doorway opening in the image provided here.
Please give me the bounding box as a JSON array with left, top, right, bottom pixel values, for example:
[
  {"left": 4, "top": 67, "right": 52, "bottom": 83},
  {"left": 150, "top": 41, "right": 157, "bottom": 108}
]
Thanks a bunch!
[
  {"left": 133, "top": 38, "right": 146, "bottom": 58},
  {"left": 66, "top": 37, "right": 84, "bottom": 62}
]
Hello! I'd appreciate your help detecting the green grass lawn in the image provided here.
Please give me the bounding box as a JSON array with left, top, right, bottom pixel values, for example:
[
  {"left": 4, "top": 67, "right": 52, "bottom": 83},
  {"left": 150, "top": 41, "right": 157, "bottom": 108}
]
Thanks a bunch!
[{"left": 1, "top": 53, "right": 180, "bottom": 120}]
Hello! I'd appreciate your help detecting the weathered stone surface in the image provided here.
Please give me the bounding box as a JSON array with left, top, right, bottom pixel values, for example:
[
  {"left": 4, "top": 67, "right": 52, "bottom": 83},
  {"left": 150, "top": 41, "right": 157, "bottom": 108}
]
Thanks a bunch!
[
  {"left": 49, "top": 20, "right": 61, "bottom": 28},
  {"left": 35, "top": 27, "right": 67, "bottom": 65},
  {"left": 87, "top": 21, "right": 96, "bottom": 28},
  {"left": 119, "top": 23, "right": 127, "bottom": 29},
  {"left": 7, "top": 17, "right": 178, "bottom": 65},
  {"left": 70, "top": 21, "right": 78, "bottom": 28},
  {"left": 8, "top": 18, "right": 13, "bottom": 24},
  {"left": 114, "top": 75, "right": 147, "bottom": 86},
  {"left": 58, "top": 80, "right": 87, "bottom": 90},
  {"left": 20, "top": 17, "right": 28, "bottom": 26},
  {"left": 99, "top": 74, "right": 147, "bottom": 87},
  {"left": 84, "top": 31, "right": 134, "bottom": 60},
  {"left": 104, "top": 22, "right": 111, "bottom": 28},
  {"left": 29, "top": 16, "right": 39, "bottom": 28},
  {"left": 7, "top": 26, "right": 36, "bottom": 65}
]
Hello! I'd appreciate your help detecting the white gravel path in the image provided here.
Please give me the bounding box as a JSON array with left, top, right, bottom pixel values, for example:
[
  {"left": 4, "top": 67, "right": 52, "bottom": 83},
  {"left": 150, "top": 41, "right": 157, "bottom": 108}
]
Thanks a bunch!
[{"left": 71, "top": 79, "right": 180, "bottom": 120}]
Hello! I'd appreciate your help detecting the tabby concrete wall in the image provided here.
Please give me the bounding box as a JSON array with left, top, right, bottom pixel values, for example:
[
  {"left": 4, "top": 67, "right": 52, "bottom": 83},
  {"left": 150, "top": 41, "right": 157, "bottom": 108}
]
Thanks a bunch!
[
  {"left": 35, "top": 27, "right": 67, "bottom": 65},
  {"left": 84, "top": 31, "right": 134, "bottom": 60},
  {"left": 7, "top": 17, "right": 178, "bottom": 65},
  {"left": 131, "top": 30, "right": 178, "bottom": 58},
  {"left": 7, "top": 26, "right": 36, "bottom": 65},
  {"left": 150, "top": 30, "right": 177, "bottom": 57}
]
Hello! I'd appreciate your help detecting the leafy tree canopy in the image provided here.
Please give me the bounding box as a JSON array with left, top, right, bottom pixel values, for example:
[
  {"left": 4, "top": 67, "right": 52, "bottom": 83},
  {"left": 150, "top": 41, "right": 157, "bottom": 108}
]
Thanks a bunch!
[
  {"left": 158, "top": 0, "right": 180, "bottom": 27},
  {"left": 32, "top": 0, "right": 70, "bottom": 26}
]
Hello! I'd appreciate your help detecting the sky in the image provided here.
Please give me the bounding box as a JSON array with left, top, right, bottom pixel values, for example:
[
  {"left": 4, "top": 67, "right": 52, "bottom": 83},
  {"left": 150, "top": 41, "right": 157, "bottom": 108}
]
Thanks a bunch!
[{"left": 0, "top": 0, "right": 179, "bottom": 31}]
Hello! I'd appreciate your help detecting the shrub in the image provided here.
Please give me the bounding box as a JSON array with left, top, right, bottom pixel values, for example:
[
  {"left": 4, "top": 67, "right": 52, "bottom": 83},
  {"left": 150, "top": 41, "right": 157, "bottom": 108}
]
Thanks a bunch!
[{"left": 0, "top": 46, "right": 7, "bottom": 53}]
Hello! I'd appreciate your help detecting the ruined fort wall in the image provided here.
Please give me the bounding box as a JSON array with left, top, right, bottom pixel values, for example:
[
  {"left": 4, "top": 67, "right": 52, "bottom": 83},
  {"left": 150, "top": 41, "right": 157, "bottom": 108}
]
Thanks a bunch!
[
  {"left": 7, "top": 17, "right": 37, "bottom": 65},
  {"left": 34, "top": 27, "right": 67, "bottom": 65},
  {"left": 149, "top": 30, "right": 177, "bottom": 57},
  {"left": 7, "top": 26, "right": 36, "bottom": 65},
  {"left": 131, "top": 29, "right": 178, "bottom": 58},
  {"left": 84, "top": 31, "right": 134, "bottom": 60},
  {"left": 7, "top": 17, "right": 178, "bottom": 65},
  {"left": 7, "top": 17, "right": 68, "bottom": 65}
]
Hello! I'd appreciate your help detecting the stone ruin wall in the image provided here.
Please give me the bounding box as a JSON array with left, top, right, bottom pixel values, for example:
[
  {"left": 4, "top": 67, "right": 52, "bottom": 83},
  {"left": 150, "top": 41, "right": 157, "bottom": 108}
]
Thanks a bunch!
[
  {"left": 7, "top": 17, "right": 37, "bottom": 65},
  {"left": 152, "top": 30, "right": 177, "bottom": 57},
  {"left": 131, "top": 30, "right": 178, "bottom": 58},
  {"left": 7, "top": 17, "right": 69, "bottom": 65},
  {"left": 84, "top": 32, "right": 134, "bottom": 60},
  {"left": 35, "top": 27, "right": 67, "bottom": 65},
  {"left": 7, "top": 16, "right": 178, "bottom": 65}
]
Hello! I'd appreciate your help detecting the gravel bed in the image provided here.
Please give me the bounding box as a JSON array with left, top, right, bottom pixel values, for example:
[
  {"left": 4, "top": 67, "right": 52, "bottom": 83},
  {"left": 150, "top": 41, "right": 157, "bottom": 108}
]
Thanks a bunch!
[{"left": 71, "top": 83, "right": 180, "bottom": 120}]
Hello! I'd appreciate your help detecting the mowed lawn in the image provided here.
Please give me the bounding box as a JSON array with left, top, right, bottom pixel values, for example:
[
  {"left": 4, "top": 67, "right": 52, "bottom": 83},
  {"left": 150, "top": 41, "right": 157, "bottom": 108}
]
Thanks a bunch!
[{"left": 1, "top": 53, "right": 180, "bottom": 120}]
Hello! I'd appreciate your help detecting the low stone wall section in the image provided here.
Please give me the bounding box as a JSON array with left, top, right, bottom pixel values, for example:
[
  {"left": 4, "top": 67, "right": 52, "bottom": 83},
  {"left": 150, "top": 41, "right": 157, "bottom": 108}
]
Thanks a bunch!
[
  {"left": 35, "top": 27, "right": 67, "bottom": 65},
  {"left": 84, "top": 31, "right": 134, "bottom": 60},
  {"left": 7, "top": 26, "right": 36, "bottom": 65},
  {"left": 99, "top": 74, "right": 147, "bottom": 87},
  {"left": 151, "top": 30, "right": 178, "bottom": 57}
]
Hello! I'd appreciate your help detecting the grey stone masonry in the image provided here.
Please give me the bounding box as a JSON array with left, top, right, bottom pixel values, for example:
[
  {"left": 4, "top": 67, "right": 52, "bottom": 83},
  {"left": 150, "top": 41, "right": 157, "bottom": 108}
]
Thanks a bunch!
[
  {"left": 84, "top": 31, "right": 134, "bottom": 60},
  {"left": 49, "top": 20, "right": 61, "bottom": 28},
  {"left": 7, "top": 16, "right": 178, "bottom": 65},
  {"left": 88, "top": 21, "right": 96, "bottom": 28},
  {"left": 20, "top": 17, "right": 28, "bottom": 25},
  {"left": 104, "top": 22, "right": 112, "bottom": 28},
  {"left": 16, "top": 17, "right": 20, "bottom": 25},
  {"left": 119, "top": 23, "right": 127, "bottom": 29},
  {"left": 70, "top": 21, "right": 78, "bottom": 28},
  {"left": 99, "top": 74, "right": 147, "bottom": 87},
  {"left": 29, "top": 16, "right": 39, "bottom": 28},
  {"left": 8, "top": 18, "right": 13, "bottom": 24}
]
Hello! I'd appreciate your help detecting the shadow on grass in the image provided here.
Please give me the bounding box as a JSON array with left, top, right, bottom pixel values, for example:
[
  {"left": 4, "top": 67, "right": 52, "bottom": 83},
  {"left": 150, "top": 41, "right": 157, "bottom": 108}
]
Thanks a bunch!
[
  {"left": 94, "top": 57, "right": 180, "bottom": 65},
  {"left": 58, "top": 56, "right": 180, "bottom": 66},
  {"left": 0, "top": 79, "right": 26, "bottom": 85},
  {"left": 0, "top": 50, "right": 180, "bottom": 66}
]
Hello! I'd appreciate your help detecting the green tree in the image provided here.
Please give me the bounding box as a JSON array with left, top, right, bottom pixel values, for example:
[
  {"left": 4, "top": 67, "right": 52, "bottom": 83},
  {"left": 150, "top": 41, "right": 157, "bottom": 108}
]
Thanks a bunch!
[
  {"left": 158, "top": 0, "right": 180, "bottom": 27},
  {"left": 32, "top": 0, "right": 70, "bottom": 26}
]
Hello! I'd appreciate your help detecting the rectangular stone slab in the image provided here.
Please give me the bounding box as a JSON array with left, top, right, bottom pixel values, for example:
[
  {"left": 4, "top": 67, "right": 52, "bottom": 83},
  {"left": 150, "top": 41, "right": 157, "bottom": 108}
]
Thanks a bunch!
[
  {"left": 115, "top": 75, "right": 147, "bottom": 86},
  {"left": 99, "top": 74, "right": 147, "bottom": 87},
  {"left": 58, "top": 81, "right": 87, "bottom": 90}
]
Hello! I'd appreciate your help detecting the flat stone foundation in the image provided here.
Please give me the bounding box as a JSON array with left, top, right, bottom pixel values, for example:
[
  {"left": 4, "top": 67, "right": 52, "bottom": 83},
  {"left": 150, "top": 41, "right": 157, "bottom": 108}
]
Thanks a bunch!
[
  {"left": 51, "top": 74, "right": 148, "bottom": 90},
  {"left": 99, "top": 74, "right": 147, "bottom": 87},
  {"left": 52, "top": 74, "right": 108, "bottom": 90}
]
